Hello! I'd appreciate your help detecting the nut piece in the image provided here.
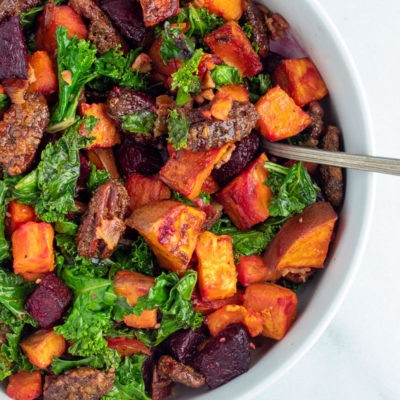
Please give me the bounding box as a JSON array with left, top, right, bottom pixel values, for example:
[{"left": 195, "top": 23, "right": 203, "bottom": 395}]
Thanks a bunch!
[{"left": 77, "top": 181, "right": 129, "bottom": 258}]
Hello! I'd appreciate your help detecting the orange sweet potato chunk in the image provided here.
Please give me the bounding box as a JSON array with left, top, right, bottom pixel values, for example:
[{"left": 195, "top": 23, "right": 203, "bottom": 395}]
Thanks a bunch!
[
  {"left": 7, "top": 200, "right": 36, "bottom": 234},
  {"left": 273, "top": 58, "right": 328, "bottom": 107},
  {"left": 125, "top": 174, "right": 171, "bottom": 213},
  {"left": 20, "top": 329, "right": 66, "bottom": 369},
  {"left": 140, "top": 0, "right": 179, "bottom": 27},
  {"left": 262, "top": 202, "right": 338, "bottom": 273},
  {"left": 243, "top": 283, "right": 297, "bottom": 340},
  {"left": 160, "top": 144, "right": 233, "bottom": 200},
  {"left": 216, "top": 153, "right": 272, "bottom": 230},
  {"left": 255, "top": 86, "right": 312, "bottom": 141},
  {"left": 201, "top": 175, "right": 220, "bottom": 195},
  {"left": 149, "top": 36, "right": 182, "bottom": 77},
  {"left": 12, "top": 222, "right": 54, "bottom": 281},
  {"left": 205, "top": 304, "right": 264, "bottom": 337},
  {"left": 196, "top": 231, "right": 237, "bottom": 301},
  {"left": 204, "top": 21, "right": 262, "bottom": 76},
  {"left": 236, "top": 255, "right": 281, "bottom": 286},
  {"left": 217, "top": 84, "right": 249, "bottom": 102},
  {"left": 210, "top": 94, "right": 232, "bottom": 121},
  {"left": 127, "top": 201, "right": 206, "bottom": 274},
  {"left": 106, "top": 337, "right": 151, "bottom": 356},
  {"left": 79, "top": 103, "right": 120, "bottom": 149},
  {"left": 195, "top": 0, "right": 243, "bottom": 21},
  {"left": 36, "top": 4, "right": 87, "bottom": 55},
  {"left": 28, "top": 51, "right": 58, "bottom": 96},
  {"left": 123, "top": 311, "right": 158, "bottom": 329},
  {"left": 6, "top": 371, "right": 42, "bottom": 400}
]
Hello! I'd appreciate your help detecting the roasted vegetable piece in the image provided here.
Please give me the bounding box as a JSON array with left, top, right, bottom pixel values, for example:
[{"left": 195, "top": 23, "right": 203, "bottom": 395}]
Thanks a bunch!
[
  {"left": 42, "top": 366, "right": 115, "bottom": 400},
  {"left": 28, "top": 51, "right": 58, "bottom": 96},
  {"left": 216, "top": 153, "right": 272, "bottom": 230},
  {"left": 196, "top": 231, "right": 237, "bottom": 301},
  {"left": 125, "top": 173, "right": 171, "bottom": 213},
  {"left": 6, "top": 370, "right": 42, "bottom": 400},
  {"left": 193, "top": 324, "right": 251, "bottom": 389},
  {"left": 0, "top": 0, "right": 42, "bottom": 22},
  {"left": 0, "top": 16, "right": 28, "bottom": 79},
  {"left": 255, "top": 86, "right": 312, "bottom": 141},
  {"left": 191, "top": 288, "right": 243, "bottom": 314},
  {"left": 243, "top": 283, "right": 297, "bottom": 340},
  {"left": 204, "top": 21, "right": 262, "bottom": 76},
  {"left": 25, "top": 273, "right": 73, "bottom": 329},
  {"left": 79, "top": 103, "right": 121, "bottom": 149},
  {"left": 12, "top": 221, "right": 55, "bottom": 282},
  {"left": 273, "top": 58, "right": 328, "bottom": 106},
  {"left": 126, "top": 200, "right": 206, "bottom": 274},
  {"left": 201, "top": 175, "right": 220, "bottom": 194},
  {"left": 106, "top": 337, "right": 151, "bottom": 356},
  {"left": 20, "top": 328, "right": 66, "bottom": 369},
  {"left": 160, "top": 144, "right": 233, "bottom": 199},
  {"left": 149, "top": 35, "right": 182, "bottom": 77},
  {"left": 152, "top": 363, "right": 173, "bottom": 400},
  {"left": 205, "top": 304, "right": 264, "bottom": 337},
  {"left": 139, "top": 0, "right": 179, "bottom": 26},
  {"left": 217, "top": 84, "right": 249, "bottom": 102},
  {"left": 194, "top": 0, "right": 243, "bottom": 21},
  {"left": 236, "top": 255, "right": 281, "bottom": 286},
  {"left": 7, "top": 200, "right": 36, "bottom": 234},
  {"left": 76, "top": 181, "right": 129, "bottom": 259},
  {"left": 114, "top": 270, "right": 158, "bottom": 329},
  {"left": 36, "top": 4, "right": 87, "bottom": 55},
  {"left": 262, "top": 202, "right": 338, "bottom": 273}
]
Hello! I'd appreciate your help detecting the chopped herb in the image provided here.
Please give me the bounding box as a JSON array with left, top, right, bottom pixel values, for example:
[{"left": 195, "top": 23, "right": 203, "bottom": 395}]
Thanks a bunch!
[
  {"left": 210, "top": 64, "right": 243, "bottom": 88},
  {"left": 167, "top": 109, "right": 189, "bottom": 150},
  {"left": 120, "top": 110, "right": 157, "bottom": 134},
  {"left": 247, "top": 74, "right": 273, "bottom": 103}
]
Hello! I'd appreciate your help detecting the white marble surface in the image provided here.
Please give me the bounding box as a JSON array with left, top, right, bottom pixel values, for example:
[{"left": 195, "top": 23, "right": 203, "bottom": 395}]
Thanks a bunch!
[{"left": 257, "top": 0, "right": 400, "bottom": 399}]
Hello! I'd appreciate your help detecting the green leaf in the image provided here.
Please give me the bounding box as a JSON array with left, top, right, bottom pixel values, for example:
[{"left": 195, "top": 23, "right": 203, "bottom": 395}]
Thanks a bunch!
[
  {"left": 87, "top": 163, "right": 110, "bottom": 194},
  {"left": 170, "top": 190, "right": 210, "bottom": 206},
  {"left": 242, "top": 23, "right": 253, "bottom": 39},
  {"left": 167, "top": 109, "right": 189, "bottom": 150},
  {"left": 0, "top": 182, "right": 10, "bottom": 262},
  {"left": 210, "top": 64, "right": 243, "bottom": 88},
  {"left": 121, "top": 110, "right": 157, "bottom": 134},
  {"left": 247, "top": 74, "right": 273, "bottom": 103},
  {"left": 54, "top": 221, "right": 79, "bottom": 235},
  {"left": 19, "top": 0, "right": 64, "bottom": 29},
  {"left": 0, "top": 94, "right": 9, "bottom": 110},
  {"left": 264, "top": 161, "right": 319, "bottom": 218},
  {"left": 51, "top": 356, "right": 98, "bottom": 375}
]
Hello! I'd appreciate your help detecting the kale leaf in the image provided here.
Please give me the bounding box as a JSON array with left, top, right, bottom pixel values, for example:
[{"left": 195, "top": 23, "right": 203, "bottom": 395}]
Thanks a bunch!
[
  {"left": 0, "top": 182, "right": 10, "bottom": 262},
  {"left": 247, "top": 74, "right": 273, "bottom": 103},
  {"left": 264, "top": 161, "right": 319, "bottom": 217},
  {"left": 167, "top": 109, "right": 189, "bottom": 150},
  {"left": 210, "top": 64, "right": 243, "bottom": 88},
  {"left": 121, "top": 110, "right": 157, "bottom": 134},
  {"left": 51, "top": 356, "right": 98, "bottom": 375},
  {"left": 0, "top": 94, "right": 9, "bottom": 110},
  {"left": 171, "top": 190, "right": 210, "bottom": 206},
  {"left": 87, "top": 163, "right": 110, "bottom": 194}
]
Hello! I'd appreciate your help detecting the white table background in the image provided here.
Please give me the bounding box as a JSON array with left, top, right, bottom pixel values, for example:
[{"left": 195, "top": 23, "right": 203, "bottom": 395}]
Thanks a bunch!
[{"left": 256, "top": 1, "right": 400, "bottom": 399}]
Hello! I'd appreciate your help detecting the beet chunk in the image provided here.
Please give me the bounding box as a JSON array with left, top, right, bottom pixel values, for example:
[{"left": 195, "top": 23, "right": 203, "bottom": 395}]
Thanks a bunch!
[
  {"left": 162, "top": 327, "right": 206, "bottom": 364},
  {"left": 115, "top": 137, "right": 163, "bottom": 179},
  {"left": 76, "top": 152, "right": 92, "bottom": 194},
  {"left": 193, "top": 324, "right": 251, "bottom": 389},
  {"left": 212, "top": 131, "right": 260, "bottom": 186},
  {"left": 25, "top": 273, "right": 73, "bottom": 328},
  {"left": 262, "top": 51, "right": 284, "bottom": 74},
  {"left": 0, "top": 17, "right": 28, "bottom": 79},
  {"left": 99, "top": 0, "right": 146, "bottom": 46}
]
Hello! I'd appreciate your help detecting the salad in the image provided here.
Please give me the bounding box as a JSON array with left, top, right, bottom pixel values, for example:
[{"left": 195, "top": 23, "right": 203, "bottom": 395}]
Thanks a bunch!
[{"left": 0, "top": 0, "right": 344, "bottom": 399}]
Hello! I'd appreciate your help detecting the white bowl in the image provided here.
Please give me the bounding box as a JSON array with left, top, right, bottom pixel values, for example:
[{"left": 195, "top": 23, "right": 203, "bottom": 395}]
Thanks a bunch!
[{"left": 177, "top": 0, "right": 375, "bottom": 398}]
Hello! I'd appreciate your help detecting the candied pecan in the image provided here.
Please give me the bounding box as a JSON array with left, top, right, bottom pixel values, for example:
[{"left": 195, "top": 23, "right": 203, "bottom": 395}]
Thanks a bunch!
[
  {"left": 257, "top": 4, "right": 289, "bottom": 40},
  {"left": 282, "top": 268, "right": 315, "bottom": 283},
  {"left": 0, "top": 0, "right": 42, "bottom": 23},
  {"left": 152, "top": 364, "right": 173, "bottom": 400},
  {"left": 77, "top": 181, "right": 129, "bottom": 258},
  {"left": 157, "top": 356, "right": 205, "bottom": 388},
  {"left": 319, "top": 126, "right": 344, "bottom": 207},
  {"left": 305, "top": 101, "right": 325, "bottom": 146},
  {"left": 202, "top": 201, "right": 223, "bottom": 231},
  {"left": 153, "top": 95, "right": 175, "bottom": 138}
]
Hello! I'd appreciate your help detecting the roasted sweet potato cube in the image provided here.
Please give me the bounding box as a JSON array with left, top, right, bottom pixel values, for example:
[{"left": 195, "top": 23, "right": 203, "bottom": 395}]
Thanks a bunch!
[
  {"left": 236, "top": 255, "right": 281, "bottom": 286},
  {"left": 195, "top": 0, "right": 243, "bottom": 21},
  {"left": 217, "top": 84, "right": 250, "bottom": 102},
  {"left": 160, "top": 145, "right": 232, "bottom": 200},
  {"left": 273, "top": 58, "right": 329, "bottom": 106},
  {"left": 20, "top": 329, "right": 66, "bottom": 369},
  {"left": 114, "top": 270, "right": 155, "bottom": 305},
  {"left": 243, "top": 283, "right": 297, "bottom": 340},
  {"left": 204, "top": 21, "right": 262, "bottom": 76},
  {"left": 7, "top": 200, "right": 36, "bottom": 234},
  {"left": 255, "top": 86, "right": 312, "bottom": 141},
  {"left": 123, "top": 310, "right": 158, "bottom": 329},
  {"left": 149, "top": 36, "right": 182, "bottom": 77},
  {"left": 139, "top": 0, "right": 179, "bottom": 27},
  {"left": 12, "top": 222, "right": 54, "bottom": 281},
  {"left": 106, "top": 337, "right": 151, "bottom": 356},
  {"left": 191, "top": 288, "right": 242, "bottom": 314},
  {"left": 125, "top": 174, "right": 171, "bottom": 213},
  {"left": 216, "top": 153, "right": 272, "bottom": 230},
  {"left": 201, "top": 175, "right": 220, "bottom": 195},
  {"left": 6, "top": 371, "right": 42, "bottom": 400},
  {"left": 127, "top": 201, "right": 206, "bottom": 274},
  {"left": 205, "top": 304, "right": 264, "bottom": 337},
  {"left": 79, "top": 103, "right": 121, "bottom": 149},
  {"left": 27, "top": 51, "right": 58, "bottom": 96},
  {"left": 196, "top": 231, "right": 237, "bottom": 301},
  {"left": 210, "top": 94, "right": 233, "bottom": 121},
  {"left": 262, "top": 202, "right": 338, "bottom": 273},
  {"left": 36, "top": 4, "right": 87, "bottom": 55}
]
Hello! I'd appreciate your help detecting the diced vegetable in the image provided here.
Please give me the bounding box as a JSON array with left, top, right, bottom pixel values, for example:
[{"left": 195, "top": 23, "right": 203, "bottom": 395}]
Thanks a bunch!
[
  {"left": 7, "top": 201, "right": 36, "bottom": 234},
  {"left": 216, "top": 153, "right": 272, "bottom": 230},
  {"left": 210, "top": 94, "right": 232, "bottom": 120},
  {"left": 204, "top": 21, "right": 262, "bottom": 76},
  {"left": 196, "top": 231, "right": 237, "bottom": 301},
  {"left": 20, "top": 328, "right": 66, "bottom": 369},
  {"left": 160, "top": 144, "right": 233, "bottom": 199},
  {"left": 255, "top": 86, "right": 312, "bottom": 141},
  {"left": 273, "top": 58, "right": 328, "bottom": 106},
  {"left": 106, "top": 337, "right": 151, "bottom": 356},
  {"left": 201, "top": 175, "right": 220, "bottom": 195},
  {"left": 12, "top": 222, "right": 54, "bottom": 281},
  {"left": 194, "top": 0, "right": 244, "bottom": 21},
  {"left": 87, "top": 148, "right": 120, "bottom": 180},
  {"left": 27, "top": 51, "right": 58, "bottom": 96},
  {"left": 262, "top": 202, "right": 337, "bottom": 273},
  {"left": 139, "top": 0, "right": 179, "bottom": 26},
  {"left": 243, "top": 283, "right": 297, "bottom": 340},
  {"left": 6, "top": 371, "right": 42, "bottom": 400},
  {"left": 126, "top": 201, "right": 206, "bottom": 274},
  {"left": 148, "top": 36, "right": 182, "bottom": 77},
  {"left": 217, "top": 84, "right": 249, "bottom": 102},
  {"left": 236, "top": 255, "right": 281, "bottom": 286}
]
